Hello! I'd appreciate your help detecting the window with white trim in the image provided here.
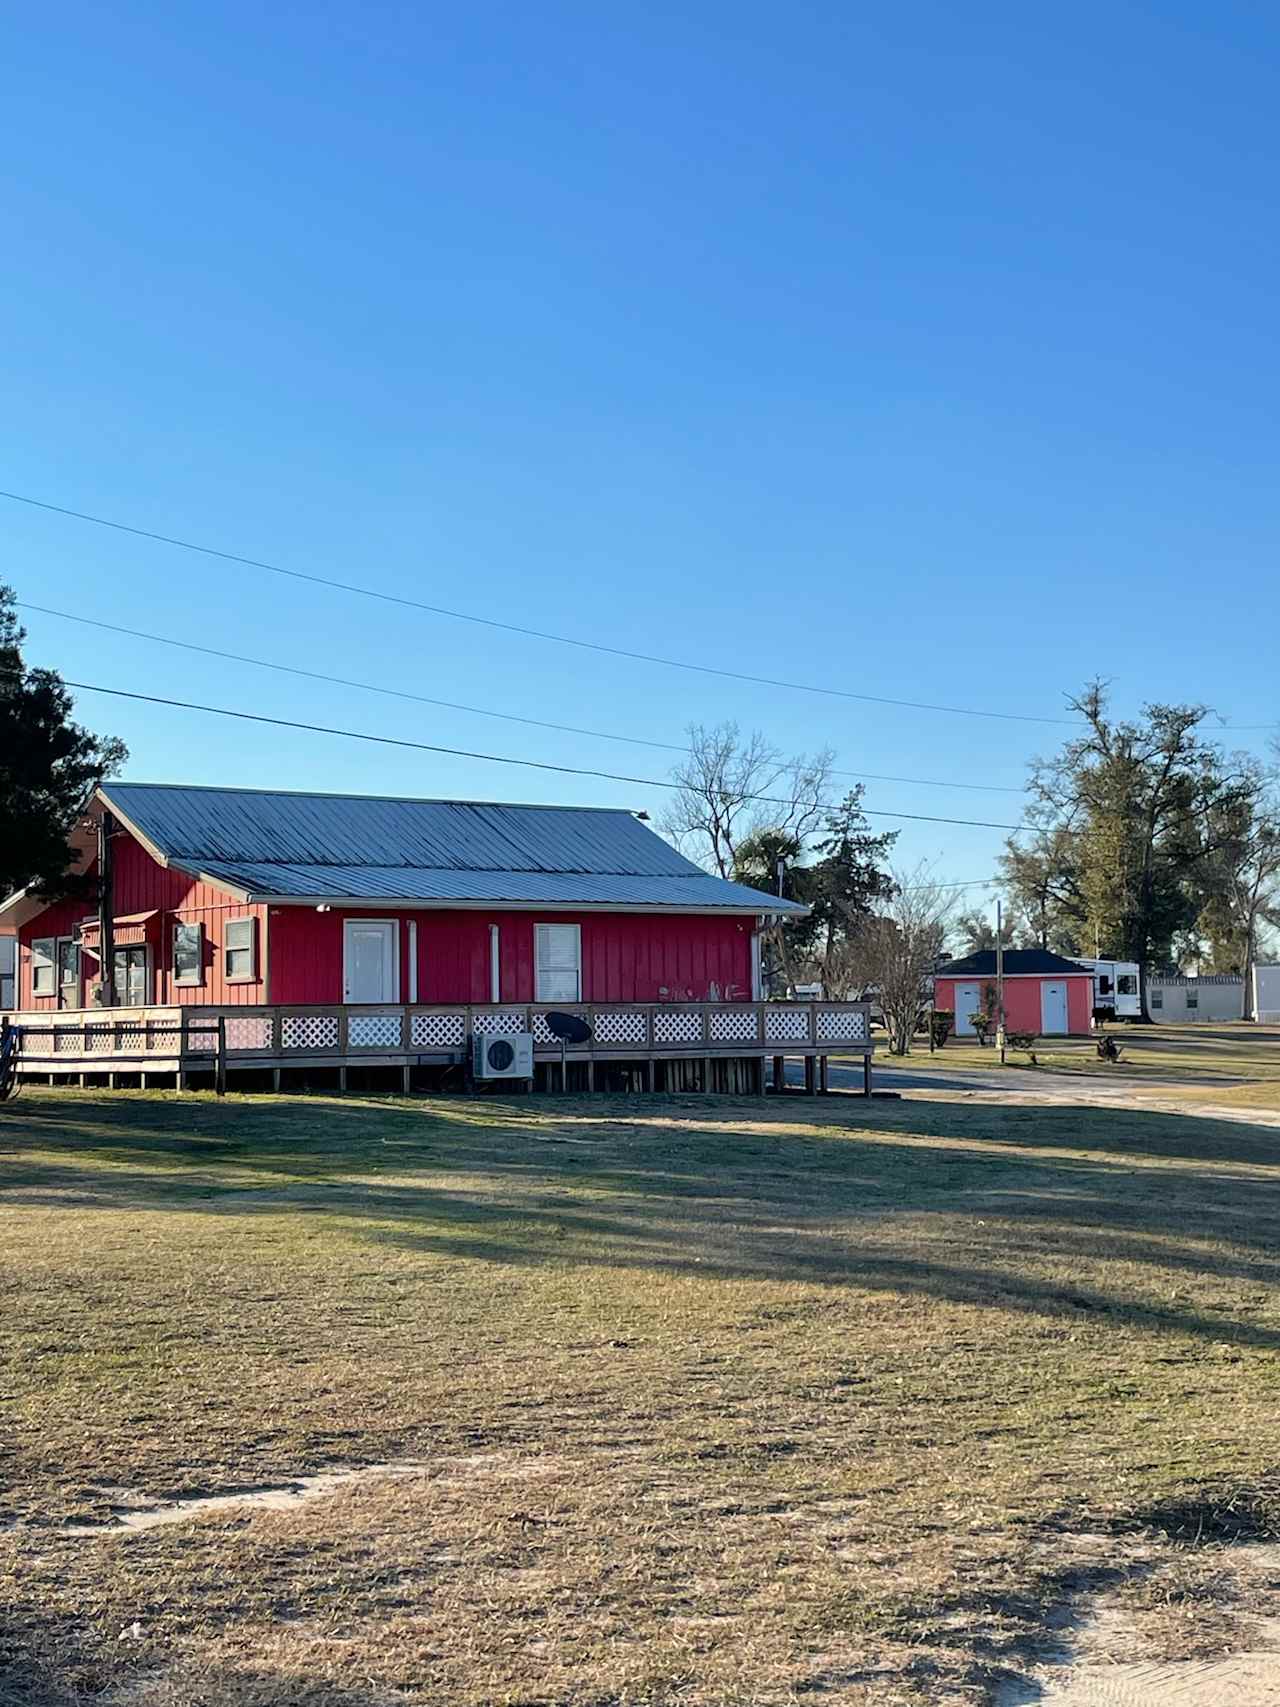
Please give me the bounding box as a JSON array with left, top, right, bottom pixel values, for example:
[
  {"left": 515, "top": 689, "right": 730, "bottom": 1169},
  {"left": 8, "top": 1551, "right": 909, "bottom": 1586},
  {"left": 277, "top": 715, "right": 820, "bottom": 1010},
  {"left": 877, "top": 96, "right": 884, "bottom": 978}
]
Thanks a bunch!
[
  {"left": 31, "top": 938, "right": 56, "bottom": 997},
  {"left": 1185, "top": 988, "right": 1198, "bottom": 1010},
  {"left": 57, "top": 938, "right": 81, "bottom": 1008},
  {"left": 1150, "top": 987, "right": 1163, "bottom": 1010},
  {"left": 224, "top": 917, "right": 258, "bottom": 983},
  {"left": 173, "top": 921, "right": 204, "bottom": 987},
  {"left": 535, "top": 923, "right": 581, "bottom": 1003}
]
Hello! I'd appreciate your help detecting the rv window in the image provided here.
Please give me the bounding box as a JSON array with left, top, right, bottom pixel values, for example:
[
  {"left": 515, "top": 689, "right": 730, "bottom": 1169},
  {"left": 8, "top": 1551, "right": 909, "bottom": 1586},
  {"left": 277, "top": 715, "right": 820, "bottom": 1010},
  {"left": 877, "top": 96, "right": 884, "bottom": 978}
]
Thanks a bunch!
[
  {"left": 1098, "top": 975, "right": 1113, "bottom": 994},
  {"left": 1117, "top": 975, "right": 1137, "bottom": 995},
  {"left": 1185, "top": 989, "right": 1198, "bottom": 1009},
  {"left": 1151, "top": 988, "right": 1163, "bottom": 1009}
]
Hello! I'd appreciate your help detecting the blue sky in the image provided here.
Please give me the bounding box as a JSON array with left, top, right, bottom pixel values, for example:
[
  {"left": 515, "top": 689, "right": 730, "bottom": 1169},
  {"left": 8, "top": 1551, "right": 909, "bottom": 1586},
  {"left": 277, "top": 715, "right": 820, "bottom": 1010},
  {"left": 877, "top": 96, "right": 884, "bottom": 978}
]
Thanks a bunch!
[{"left": 5, "top": 1, "right": 1278, "bottom": 901}]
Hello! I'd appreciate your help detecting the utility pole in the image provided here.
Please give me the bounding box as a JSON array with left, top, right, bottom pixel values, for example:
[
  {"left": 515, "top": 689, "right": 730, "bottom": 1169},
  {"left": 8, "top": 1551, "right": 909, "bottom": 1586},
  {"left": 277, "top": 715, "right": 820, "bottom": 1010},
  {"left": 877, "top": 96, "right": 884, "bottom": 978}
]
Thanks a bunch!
[
  {"left": 97, "top": 810, "right": 115, "bottom": 1008},
  {"left": 996, "top": 898, "right": 1006, "bottom": 1064}
]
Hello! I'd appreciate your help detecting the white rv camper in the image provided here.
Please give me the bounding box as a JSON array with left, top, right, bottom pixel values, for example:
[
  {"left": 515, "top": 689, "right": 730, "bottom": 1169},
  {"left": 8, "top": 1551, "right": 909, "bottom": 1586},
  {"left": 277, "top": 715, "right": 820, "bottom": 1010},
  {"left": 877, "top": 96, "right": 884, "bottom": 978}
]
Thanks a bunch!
[{"left": 1070, "top": 957, "right": 1141, "bottom": 1020}]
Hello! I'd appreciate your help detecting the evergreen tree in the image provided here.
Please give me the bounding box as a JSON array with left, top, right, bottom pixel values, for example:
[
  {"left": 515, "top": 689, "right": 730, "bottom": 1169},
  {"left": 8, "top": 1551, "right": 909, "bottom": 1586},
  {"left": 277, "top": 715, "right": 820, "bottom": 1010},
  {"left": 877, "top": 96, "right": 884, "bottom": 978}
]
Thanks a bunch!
[{"left": 0, "top": 586, "right": 126, "bottom": 900}]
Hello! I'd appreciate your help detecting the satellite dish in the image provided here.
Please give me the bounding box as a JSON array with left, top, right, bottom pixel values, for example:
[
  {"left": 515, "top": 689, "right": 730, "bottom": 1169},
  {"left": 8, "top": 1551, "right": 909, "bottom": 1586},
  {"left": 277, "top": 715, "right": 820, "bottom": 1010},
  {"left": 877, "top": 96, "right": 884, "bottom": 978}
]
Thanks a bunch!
[{"left": 544, "top": 1010, "right": 591, "bottom": 1044}]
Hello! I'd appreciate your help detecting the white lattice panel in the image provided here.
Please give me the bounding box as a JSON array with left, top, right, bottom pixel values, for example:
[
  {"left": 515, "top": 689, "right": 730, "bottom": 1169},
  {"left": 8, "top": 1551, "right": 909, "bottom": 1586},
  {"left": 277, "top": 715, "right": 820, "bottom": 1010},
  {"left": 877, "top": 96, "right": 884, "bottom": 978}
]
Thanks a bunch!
[
  {"left": 592, "top": 1010, "right": 648, "bottom": 1046},
  {"left": 816, "top": 1008, "right": 868, "bottom": 1042},
  {"left": 765, "top": 1007, "right": 810, "bottom": 1042},
  {"left": 472, "top": 1010, "right": 524, "bottom": 1036},
  {"left": 224, "top": 1016, "right": 274, "bottom": 1051},
  {"left": 24, "top": 1028, "right": 54, "bottom": 1057},
  {"left": 654, "top": 1010, "right": 702, "bottom": 1045},
  {"left": 87, "top": 1024, "right": 118, "bottom": 1055},
  {"left": 186, "top": 1025, "right": 218, "bottom": 1053},
  {"left": 281, "top": 1015, "right": 340, "bottom": 1050},
  {"left": 53, "top": 1026, "right": 82, "bottom": 1054},
  {"left": 117, "top": 1025, "right": 147, "bottom": 1053},
  {"left": 349, "top": 1013, "right": 402, "bottom": 1048},
  {"left": 411, "top": 1011, "right": 465, "bottom": 1048},
  {"left": 708, "top": 1008, "right": 758, "bottom": 1042}
]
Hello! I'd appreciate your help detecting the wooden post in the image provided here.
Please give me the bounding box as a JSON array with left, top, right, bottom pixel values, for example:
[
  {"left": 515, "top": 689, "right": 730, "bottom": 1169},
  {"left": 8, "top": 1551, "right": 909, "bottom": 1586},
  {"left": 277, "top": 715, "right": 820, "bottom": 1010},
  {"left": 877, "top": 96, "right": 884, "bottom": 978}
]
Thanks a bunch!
[
  {"left": 819, "top": 1056, "right": 829, "bottom": 1094},
  {"left": 215, "top": 1014, "right": 227, "bottom": 1098},
  {"left": 401, "top": 1063, "right": 412, "bottom": 1094},
  {"left": 772, "top": 1054, "right": 785, "bottom": 1093},
  {"left": 804, "top": 1055, "right": 817, "bottom": 1096},
  {"left": 863, "top": 1053, "right": 872, "bottom": 1097}
]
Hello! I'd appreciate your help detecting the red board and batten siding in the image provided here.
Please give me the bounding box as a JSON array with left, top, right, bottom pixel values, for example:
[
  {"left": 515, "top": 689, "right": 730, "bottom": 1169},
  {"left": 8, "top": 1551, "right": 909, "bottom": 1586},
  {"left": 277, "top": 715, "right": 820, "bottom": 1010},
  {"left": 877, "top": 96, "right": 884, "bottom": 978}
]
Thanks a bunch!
[
  {"left": 15, "top": 832, "right": 268, "bottom": 1010},
  {"left": 267, "top": 908, "right": 754, "bottom": 1005},
  {"left": 934, "top": 975, "right": 1093, "bottom": 1037}
]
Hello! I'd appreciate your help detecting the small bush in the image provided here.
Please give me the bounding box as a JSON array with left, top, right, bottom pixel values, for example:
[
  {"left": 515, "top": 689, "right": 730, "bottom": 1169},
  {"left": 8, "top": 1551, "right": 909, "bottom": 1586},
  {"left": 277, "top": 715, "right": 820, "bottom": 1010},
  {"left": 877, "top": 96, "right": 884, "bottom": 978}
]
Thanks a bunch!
[
  {"left": 930, "top": 1010, "right": 954, "bottom": 1048},
  {"left": 969, "top": 1013, "right": 991, "bottom": 1045}
]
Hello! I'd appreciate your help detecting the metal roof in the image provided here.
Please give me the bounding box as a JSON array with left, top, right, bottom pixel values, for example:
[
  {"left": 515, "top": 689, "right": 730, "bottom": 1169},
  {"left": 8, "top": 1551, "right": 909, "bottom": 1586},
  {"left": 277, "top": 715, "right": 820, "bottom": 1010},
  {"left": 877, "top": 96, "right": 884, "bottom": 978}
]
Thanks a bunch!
[
  {"left": 100, "top": 783, "right": 805, "bottom": 914},
  {"left": 937, "top": 949, "right": 1090, "bottom": 977}
]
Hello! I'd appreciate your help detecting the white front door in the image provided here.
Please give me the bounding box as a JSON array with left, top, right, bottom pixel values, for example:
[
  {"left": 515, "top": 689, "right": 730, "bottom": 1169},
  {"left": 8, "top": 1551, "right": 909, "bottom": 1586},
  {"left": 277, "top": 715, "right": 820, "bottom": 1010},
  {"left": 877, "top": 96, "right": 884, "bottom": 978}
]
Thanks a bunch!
[
  {"left": 1040, "top": 980, "right": 1069, "bottom": 1035},
  {"left": 343, "top": 920, "right": 398, "bottom": 1004},
  {"left": 954, "top": 983, "right": 981, "bottom": 1035}
]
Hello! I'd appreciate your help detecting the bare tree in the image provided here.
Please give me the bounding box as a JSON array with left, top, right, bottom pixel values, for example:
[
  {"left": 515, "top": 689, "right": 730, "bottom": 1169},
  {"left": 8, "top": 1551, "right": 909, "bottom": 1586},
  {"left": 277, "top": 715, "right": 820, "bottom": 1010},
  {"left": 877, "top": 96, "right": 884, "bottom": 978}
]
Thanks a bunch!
[
  {"left": 853, "top": 865, "right": 956, "bottom": 1056},
  {"left": 661, "top": 722, "right": 834, "bottom": 878}
]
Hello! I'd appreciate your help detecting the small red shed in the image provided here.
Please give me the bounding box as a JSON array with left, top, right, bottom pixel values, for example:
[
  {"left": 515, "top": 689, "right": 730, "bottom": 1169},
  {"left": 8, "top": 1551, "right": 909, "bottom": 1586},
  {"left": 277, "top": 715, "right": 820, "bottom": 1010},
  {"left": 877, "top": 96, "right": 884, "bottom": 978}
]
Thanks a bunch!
[{"left": 934, "top": 949, "right": 1093, "bottom": 1038}]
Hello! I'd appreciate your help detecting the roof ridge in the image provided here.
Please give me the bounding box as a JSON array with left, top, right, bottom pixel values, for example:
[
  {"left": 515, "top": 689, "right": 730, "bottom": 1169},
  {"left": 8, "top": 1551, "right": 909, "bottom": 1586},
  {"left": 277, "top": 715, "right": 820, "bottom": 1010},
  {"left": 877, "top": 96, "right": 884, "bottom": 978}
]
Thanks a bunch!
[{"left": 103, "top": 781, "right": 644, "bottom": 816}]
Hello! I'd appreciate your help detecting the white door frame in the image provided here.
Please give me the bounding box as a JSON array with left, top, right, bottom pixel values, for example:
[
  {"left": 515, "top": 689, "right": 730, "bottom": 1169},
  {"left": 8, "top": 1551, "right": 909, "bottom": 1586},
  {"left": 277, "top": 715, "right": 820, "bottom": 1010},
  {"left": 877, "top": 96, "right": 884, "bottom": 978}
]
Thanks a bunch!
[
  {"left": 1040, "top": 980, "right": 1069, "bottom": 1035},
  {"left": 954, "top": 982, "right": 981, "bottom": 1035},
  {"left": 342, "top": 918, "right": 399, "bottom": 1004}
]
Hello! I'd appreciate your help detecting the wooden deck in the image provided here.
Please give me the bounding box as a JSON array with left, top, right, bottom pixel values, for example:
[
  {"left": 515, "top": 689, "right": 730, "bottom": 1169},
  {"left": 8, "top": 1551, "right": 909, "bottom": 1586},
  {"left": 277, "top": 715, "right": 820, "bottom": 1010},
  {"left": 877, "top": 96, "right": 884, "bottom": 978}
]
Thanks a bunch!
[{"left": 2, "top": 1000, "right": 874, "bottom": 1094}]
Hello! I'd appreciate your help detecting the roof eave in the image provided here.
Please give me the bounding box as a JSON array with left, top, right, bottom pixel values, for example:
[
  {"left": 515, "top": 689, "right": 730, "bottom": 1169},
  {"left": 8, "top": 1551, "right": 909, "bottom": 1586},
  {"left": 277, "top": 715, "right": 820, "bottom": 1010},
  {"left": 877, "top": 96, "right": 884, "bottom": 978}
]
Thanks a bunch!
[{"left": 249, "top": 893, "right": 809, "bottom": 917}]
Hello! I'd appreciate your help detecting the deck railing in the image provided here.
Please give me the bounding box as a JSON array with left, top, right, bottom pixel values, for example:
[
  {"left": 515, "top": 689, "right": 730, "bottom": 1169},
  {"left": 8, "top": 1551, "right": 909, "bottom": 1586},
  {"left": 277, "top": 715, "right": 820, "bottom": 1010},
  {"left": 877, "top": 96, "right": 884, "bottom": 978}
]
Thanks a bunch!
[{"left": 2, "top": 999, "right": 872, "bottom": 1065}]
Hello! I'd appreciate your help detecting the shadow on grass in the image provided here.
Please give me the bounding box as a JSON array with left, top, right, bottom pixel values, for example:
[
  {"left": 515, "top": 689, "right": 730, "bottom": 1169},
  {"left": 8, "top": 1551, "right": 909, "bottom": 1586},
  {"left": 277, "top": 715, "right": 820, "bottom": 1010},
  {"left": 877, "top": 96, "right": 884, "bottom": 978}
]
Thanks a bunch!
[{"left": 4, "top": 1090, "right": 1280, "bottom": 1353}]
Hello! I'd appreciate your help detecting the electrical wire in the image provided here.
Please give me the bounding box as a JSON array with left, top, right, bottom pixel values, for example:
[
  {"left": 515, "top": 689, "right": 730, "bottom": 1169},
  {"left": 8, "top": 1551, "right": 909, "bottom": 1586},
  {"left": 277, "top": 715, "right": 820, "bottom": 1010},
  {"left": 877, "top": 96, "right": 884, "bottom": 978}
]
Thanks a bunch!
[
  {"left": 61, "top": 678, "right": 1034, "bottom": 832},
  {"left": 20, "top": 601, "right": 1028, "bottom": 795},
  {"left": 0, "top": 488, "right": 1084, "bottom": 725}
]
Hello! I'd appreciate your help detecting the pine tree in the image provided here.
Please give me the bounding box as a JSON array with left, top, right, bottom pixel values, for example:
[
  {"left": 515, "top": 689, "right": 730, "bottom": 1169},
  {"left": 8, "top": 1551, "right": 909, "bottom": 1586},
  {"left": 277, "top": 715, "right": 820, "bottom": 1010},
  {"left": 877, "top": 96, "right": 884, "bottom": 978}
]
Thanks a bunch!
[{"left": 0, "top": 585, "right": 126, "bottom": 900}]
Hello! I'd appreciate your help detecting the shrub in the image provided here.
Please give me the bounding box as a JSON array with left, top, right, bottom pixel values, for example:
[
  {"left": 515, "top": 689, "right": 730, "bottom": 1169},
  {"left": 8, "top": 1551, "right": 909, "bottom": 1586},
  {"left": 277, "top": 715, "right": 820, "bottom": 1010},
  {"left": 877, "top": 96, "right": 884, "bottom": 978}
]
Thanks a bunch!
[
  {"left": 930, "top": 1010, "right": 954, "bottom": 1048},
  {"left": 969, "top": 1013, "right": 991, "bottom": 1045}
]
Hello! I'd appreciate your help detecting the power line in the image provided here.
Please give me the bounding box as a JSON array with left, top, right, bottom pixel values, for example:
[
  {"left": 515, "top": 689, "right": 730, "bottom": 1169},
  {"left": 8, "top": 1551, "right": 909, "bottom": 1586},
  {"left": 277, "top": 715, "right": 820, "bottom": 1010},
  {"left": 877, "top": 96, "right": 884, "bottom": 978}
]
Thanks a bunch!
[
  {"left": 61, "top": 678, "right": 1034, "bottom": 832},
  {"left": 1, "top": 487, "right": 1083, "bottom": 726},
  {"left": 7, "top": 488, "right": 1276, "bottom": 732},
  {"left": 20, "top": 600, "right": 1028, "bottom": 796}
]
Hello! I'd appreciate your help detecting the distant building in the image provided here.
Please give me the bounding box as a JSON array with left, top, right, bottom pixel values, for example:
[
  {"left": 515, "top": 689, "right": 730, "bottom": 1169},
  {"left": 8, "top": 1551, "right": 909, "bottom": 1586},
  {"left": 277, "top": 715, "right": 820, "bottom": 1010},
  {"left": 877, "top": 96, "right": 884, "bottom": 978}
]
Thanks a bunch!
[
  {"left": 1147, "top": 974, "right": 1244, "bottom": 1022},
  {"left": 933, "top": 948, "right": 1093, "bottom": 1037},
  {"left": 1253, "top": 965, "right": 1280, "bottom": 1024}
]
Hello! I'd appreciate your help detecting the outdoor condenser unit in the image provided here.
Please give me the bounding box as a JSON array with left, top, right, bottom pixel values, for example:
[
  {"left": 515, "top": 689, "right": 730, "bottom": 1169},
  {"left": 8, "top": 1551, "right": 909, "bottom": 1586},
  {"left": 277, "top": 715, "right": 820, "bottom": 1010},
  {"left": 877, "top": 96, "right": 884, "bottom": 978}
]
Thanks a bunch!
[{"left": 471, "top": 1031, "right": 534, "bottom": 1081}]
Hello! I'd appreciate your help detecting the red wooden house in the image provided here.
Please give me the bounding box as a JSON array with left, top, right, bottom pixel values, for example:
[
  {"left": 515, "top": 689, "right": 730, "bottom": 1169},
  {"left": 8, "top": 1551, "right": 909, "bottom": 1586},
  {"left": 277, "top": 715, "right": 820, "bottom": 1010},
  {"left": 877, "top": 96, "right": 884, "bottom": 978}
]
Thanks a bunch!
[
  {"left": 933, "top": 949, "right": 1093, "bottom": 1038},
  {"left": 1, "top": 782, "right": 873, "bottom": 1092}
]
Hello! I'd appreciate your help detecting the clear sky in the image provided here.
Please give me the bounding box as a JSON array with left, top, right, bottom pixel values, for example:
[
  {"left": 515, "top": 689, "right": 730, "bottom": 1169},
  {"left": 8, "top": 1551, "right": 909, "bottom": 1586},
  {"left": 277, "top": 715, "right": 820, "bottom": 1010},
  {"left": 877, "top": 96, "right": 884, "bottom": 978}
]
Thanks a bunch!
[{"left": 5, "top": 2, "right": 1278, "bottom": 901}]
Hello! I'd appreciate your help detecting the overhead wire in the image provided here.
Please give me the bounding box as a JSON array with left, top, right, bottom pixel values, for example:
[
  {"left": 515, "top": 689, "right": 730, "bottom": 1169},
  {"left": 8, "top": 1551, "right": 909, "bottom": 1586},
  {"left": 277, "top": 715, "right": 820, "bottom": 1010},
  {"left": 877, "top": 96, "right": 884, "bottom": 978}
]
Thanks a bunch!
[
  {"left": 60, "top": 678, "right": 1035, "bottom": 833},
  {"left": 1, "top": 488, "right": 1085, "bottom": 725},
  {"left": 20, "top": 600, "right": 1028, "bottom": 796}
]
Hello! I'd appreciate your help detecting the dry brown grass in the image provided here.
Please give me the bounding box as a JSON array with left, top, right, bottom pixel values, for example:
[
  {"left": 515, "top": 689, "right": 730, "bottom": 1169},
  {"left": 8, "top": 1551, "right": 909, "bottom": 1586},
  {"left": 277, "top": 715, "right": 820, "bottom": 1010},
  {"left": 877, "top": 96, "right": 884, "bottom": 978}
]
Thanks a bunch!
[{"left": 2, "top": 1086, "right": 1280, "bottom": 1704}]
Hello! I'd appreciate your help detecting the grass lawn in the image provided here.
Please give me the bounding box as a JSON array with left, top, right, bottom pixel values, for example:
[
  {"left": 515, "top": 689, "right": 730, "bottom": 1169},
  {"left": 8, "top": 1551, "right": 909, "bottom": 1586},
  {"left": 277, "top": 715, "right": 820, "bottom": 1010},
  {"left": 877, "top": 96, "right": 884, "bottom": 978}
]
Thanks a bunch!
[
  {"left": 3, "top": 1086, "right": 1280, "bottom": 1704},
  {"left": 874, "top": 1021, "right": 1280, "bottom": 1087}
]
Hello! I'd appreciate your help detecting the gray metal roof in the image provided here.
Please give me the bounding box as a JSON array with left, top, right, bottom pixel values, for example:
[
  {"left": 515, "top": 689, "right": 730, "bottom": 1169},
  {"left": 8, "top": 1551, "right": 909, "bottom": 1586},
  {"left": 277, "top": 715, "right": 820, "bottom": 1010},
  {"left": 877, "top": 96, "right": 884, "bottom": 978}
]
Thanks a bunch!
[{"left": 100, "top": 783, "right": 805, "bottom": 914}]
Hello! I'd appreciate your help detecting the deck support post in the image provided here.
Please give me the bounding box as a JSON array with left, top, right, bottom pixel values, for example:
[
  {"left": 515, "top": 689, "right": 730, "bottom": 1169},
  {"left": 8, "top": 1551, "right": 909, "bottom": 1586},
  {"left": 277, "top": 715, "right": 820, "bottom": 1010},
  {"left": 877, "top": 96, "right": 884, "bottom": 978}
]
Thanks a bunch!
[
  {"left": 863, "top": 1053, "right": 872, "bottom": 1097},
  {"left": 804, "top": 1056, "right": 817, "bottom": 1096},
  {"left": 772, "top": 1055, "right": 785, "bottom": 1093},
  {"left": 272, "top": 1067, "right": 282, "bottom": 1092},
  {"left": 588, "top": 1058, "right": 596, "bottom": 1093},
  {"left": 338, "top": 1066, "right": 348, "bottom": 1093},
  {"left": 819, "top": 1056, "right": 829, "bottom": 1094},
  {"left": 401, "top": 1064, "right": 412, "bottom": 1094}
]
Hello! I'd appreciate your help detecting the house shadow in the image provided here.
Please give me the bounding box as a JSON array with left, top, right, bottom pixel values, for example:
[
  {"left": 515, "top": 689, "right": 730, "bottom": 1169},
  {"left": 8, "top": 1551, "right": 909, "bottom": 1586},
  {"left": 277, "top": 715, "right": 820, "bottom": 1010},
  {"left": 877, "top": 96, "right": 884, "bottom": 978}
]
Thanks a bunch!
[{"left": 3, "top": 1088, "right": 1280, "bottom": 1356}]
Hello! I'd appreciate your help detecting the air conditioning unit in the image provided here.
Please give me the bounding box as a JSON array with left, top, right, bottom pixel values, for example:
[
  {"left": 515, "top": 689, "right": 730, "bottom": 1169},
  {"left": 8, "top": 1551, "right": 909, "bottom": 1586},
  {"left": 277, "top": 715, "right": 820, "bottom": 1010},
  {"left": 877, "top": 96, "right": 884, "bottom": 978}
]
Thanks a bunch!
[{"left": 471, "top": 1030, "right": 534, "bottom": 1081}]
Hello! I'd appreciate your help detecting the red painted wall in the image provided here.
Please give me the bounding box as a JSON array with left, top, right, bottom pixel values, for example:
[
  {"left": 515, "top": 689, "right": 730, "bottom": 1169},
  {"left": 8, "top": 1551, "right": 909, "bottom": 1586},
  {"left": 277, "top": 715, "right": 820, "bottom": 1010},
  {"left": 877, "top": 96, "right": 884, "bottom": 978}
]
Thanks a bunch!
[
  {"left": 934, "top": 975, "right": 1093, "bottom": 1037},
  {"left": 268, "top": 907, "right": 754, "bottom": 1005},
  {"left": 16, "top": 830, "right": 268, "bottom": 1010}
]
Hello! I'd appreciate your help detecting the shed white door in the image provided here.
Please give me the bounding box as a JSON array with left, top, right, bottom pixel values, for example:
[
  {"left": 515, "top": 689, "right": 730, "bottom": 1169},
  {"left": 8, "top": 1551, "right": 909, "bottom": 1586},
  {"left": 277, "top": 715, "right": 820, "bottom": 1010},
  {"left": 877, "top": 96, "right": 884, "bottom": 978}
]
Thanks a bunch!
[
  {"left": 344, "top": 920, "right": 398, "bottom": 1004},
  {"left": 1040, "top": 980, "right": 1069, "bottom": 1035},
  {"left": 954, "top": 983, "right": 981, "bottom": 1035}
]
